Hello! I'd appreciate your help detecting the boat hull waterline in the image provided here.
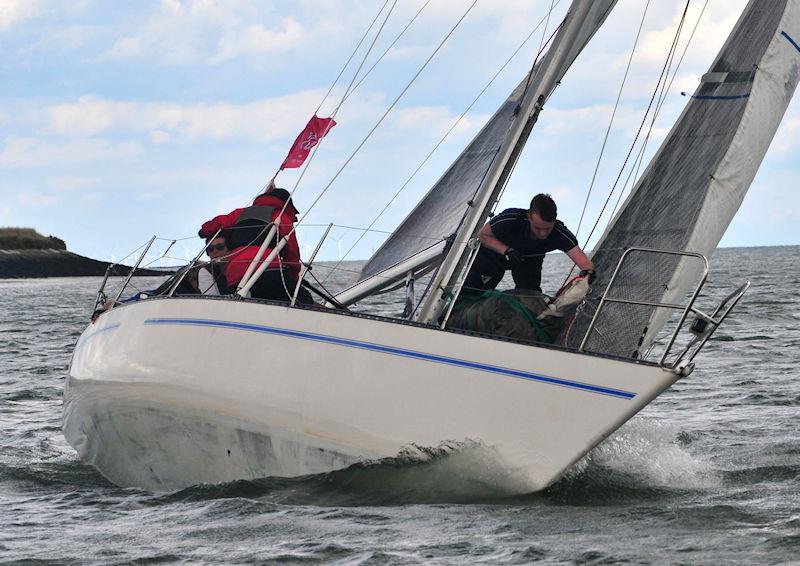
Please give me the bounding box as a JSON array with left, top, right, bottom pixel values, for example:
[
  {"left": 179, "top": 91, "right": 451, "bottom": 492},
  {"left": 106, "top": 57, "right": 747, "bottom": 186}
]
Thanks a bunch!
[{"left": 64, "top": 297, "right": 677, "bottom": 491}]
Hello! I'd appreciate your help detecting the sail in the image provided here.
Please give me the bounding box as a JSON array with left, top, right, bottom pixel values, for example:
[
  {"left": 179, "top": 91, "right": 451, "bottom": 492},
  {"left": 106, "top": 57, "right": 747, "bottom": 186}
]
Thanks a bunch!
[
  {"left": 358, "top": 0, "right": 618, "bottom": 282},
  {"left": 567, "top": 0, "right": 800, "bottom": 357}
]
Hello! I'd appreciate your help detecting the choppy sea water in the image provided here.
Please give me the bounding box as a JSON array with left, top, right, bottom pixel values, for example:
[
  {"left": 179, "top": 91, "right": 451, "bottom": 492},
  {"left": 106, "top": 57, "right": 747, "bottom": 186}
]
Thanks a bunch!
[{"left": 1, "top": 246, "right": 798, "bottom": 564}]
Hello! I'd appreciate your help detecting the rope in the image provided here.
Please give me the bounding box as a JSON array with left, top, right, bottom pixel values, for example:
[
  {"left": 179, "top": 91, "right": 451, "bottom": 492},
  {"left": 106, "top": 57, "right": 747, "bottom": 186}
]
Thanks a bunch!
[
  {"left": 230, "top": 2, "right": 403, "bottom": 293},
  {"left": 519, "top": 0, "right": 558, "bottom": 99},
  {"left": 228, "top": 1, "right": 478, "bottom": 296}
]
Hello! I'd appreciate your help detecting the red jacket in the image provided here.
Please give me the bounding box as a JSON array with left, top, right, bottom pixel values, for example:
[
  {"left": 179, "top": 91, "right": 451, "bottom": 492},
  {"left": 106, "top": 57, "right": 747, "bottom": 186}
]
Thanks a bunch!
[{"left": 199, "top": 194, "right": 302, "bottom": 288}]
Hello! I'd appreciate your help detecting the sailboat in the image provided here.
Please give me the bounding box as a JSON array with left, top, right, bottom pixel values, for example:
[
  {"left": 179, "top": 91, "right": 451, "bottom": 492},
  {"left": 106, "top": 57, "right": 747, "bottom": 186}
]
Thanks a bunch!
[{"left": 63, "top": 0, "right": 800, "bottom": 491}]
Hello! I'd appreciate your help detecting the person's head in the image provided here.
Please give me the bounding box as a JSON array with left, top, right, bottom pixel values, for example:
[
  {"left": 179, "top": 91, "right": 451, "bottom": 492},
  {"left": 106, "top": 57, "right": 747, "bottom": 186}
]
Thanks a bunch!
[
  {"left": 263, "top": 186, "right": 299, "bottom": 215},
  {"left": 205, "top": 236, "right": 229, "bottom": 260},
  {"left": 528, "top": 193, "right": 557, "bottom": 240}
]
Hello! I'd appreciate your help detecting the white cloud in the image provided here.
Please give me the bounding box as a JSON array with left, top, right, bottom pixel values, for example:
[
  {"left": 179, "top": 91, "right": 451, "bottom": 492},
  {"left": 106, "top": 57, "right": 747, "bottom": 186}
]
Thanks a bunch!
[
  {"left": 47, "top": 176, "right": 97, "bottom": 190},
  {"left": 46, "top": 92, "right": 327, "bottom": 142},
  {"left": 0, "top": 137, "right": 142, "bottom": 168},
  {"left": 212, "top": 17, "right": 304, "bottom": 62},
  {"left": 550, "top": 185, "right": 575, "bottom": 205},
  {"left": 543, "top": 104, "right": 618, "bottom": 135},
  {"left": 135, "top": 191, "right": 163, "bottom": 202},
  {"left": 105, "top": 2, "right": 307, "bottom": 65},
  {"left": 390, "top": 105, "right": 483, "bottom": 138},
  {"left": 0, "top": 0, "right": 40, "bottom": 31},
  {"left": 23, "top": 24, "right": 99, "bottom": 52},
  {"left": 771, "top": 109, "right": 800, "bottom": 155},
  {"left": 626, "top": 1, "right": 744, "bottom": 67},
  {"left": 149, "top": 130, "right": 172, "bottom": 144},
  {"left": 1, "top": 0, "right": 92, "bottom": 34},
  {"left": 17, "top": 191, "right": 61, "bottom": 207}
]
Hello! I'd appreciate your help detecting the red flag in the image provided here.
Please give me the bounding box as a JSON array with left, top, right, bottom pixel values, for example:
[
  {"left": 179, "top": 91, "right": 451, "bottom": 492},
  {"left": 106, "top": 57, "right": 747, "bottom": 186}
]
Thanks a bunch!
[{"left": 280, "top": 115, "right": 336, "bottom": 170}]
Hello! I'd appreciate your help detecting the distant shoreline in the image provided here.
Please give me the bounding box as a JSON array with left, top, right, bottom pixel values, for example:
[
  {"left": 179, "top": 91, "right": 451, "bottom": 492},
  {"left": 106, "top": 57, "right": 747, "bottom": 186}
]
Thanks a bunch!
[
  {"left": 0, "top": 249, "right": 168, "bottom": 279},
  {"left": 1, "top": 244, "right": 796, "bottom": 279},
  {"left": 716, "top": 243, "right": 799, "bottom": 249}
]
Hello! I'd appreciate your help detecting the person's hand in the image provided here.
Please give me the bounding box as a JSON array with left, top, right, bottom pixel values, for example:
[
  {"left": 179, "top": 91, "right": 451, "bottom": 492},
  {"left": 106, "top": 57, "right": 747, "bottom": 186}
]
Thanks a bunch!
[
  {"left": 504, "top": 247, "right": 524, "bottom": 266},
  {"left": 579, "top": 269, "right": 596, "bottom": 283}
]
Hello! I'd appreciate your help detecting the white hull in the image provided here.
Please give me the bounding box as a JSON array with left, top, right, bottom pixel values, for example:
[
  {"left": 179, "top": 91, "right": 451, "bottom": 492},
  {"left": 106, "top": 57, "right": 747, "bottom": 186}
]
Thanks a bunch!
[{"left": 64, "top": 297, "right": 678, "bottom": 491}]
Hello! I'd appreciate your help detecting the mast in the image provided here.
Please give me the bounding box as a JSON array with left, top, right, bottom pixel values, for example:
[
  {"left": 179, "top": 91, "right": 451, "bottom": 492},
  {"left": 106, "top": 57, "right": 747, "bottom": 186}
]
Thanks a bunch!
[{"left": 415, "top": 0, "right": 616, "bottom": 324}]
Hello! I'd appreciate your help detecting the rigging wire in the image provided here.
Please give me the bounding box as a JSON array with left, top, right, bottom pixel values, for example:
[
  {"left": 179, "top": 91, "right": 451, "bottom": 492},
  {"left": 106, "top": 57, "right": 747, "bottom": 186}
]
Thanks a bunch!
[
  {"left": 538, "top": 0, "right": 556, "bottom": 56},
  {"left": 288, "top": 1, "right": 480, "bottom": 248},
  {"left": 280, "top": 0, "right": 397, "bottom": 196},
  {"left": 609, "top": 0, "right": 710, "bottom": 220},
  {"left": 249, "top": 0, "right": 397, "bottom": 204},
  {"left": 552, "top": 1, "right": 693, "bottom": 293},
  {"left": 411, "top": 9, "right": 569, "bottom": 315},
  {"left": 417, "top": 1, "right": 615, "bottom": 313},
  {"left": 314, "top": 0, "right": 391, "bottom": 116},
  {"left": 578, "top": 0, "right": 692, "bottom": 252},
  {"left": 230, "top": 0, "right": 480, "bottom": 295},
  {"left": 232, "top": 0, "right": 402, "bottom": 286},
  {"left": 331, "top": 0, "right": 399, "bottom": 118},
  {"left": 340, "top": 0, "right": 433, "bottom": 106},
  {"left": 321, "top": 1, "right": 566, "bottom": 283},
  {"left": 574, "top": 0, "right": 652, "bottom": 240},
  {"left": 519, "top": 0, "right": 558, "bottom": 98}
]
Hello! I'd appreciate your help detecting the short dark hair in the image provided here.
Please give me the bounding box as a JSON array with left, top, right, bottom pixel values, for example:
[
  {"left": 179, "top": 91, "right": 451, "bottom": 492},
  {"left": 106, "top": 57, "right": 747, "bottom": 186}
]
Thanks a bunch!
[{"left": 530, "top": 193, "right": 557, "bottom": 222}]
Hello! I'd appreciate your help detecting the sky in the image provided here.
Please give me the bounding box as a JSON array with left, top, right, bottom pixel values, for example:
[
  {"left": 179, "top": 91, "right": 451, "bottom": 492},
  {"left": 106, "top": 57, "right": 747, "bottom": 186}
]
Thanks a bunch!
[{"left": 1, "top": 0, "right": 798, "bottom": 265}]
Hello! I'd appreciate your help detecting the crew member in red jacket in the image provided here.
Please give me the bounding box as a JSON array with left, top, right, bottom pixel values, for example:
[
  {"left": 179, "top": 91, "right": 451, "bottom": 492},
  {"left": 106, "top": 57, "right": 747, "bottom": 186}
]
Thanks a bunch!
[{"left": 198, "top": 188, "right": 313, "bottom": 304}]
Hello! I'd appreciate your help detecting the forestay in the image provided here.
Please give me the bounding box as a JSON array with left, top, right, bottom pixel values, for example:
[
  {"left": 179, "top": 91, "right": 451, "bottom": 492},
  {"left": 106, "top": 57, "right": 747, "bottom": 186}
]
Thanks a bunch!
[{"left": 568, "top": 0, "right": 800, "bottom": 358}]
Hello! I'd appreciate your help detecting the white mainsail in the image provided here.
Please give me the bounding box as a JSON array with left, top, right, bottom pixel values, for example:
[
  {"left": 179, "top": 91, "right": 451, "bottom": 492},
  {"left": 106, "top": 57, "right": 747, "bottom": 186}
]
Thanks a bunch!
[{"left": 568, "top": 0, "right": 800, "bottom": 357}]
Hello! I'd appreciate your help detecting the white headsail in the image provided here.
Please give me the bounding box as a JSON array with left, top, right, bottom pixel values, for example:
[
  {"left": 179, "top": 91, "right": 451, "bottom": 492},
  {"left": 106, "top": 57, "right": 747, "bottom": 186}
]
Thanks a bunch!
[{"left": 568, "top": 0, "right": 800, "bottom": 357}]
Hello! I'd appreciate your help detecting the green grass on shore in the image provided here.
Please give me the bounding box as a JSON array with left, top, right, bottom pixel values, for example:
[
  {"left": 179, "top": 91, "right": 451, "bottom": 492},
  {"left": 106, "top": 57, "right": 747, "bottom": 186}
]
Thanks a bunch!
[{"left": 0, "top": 227, "right": 67, "bottom": 251}]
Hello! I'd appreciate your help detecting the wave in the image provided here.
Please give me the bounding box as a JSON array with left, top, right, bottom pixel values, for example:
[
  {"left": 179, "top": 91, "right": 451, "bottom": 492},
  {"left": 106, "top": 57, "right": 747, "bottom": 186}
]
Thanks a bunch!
[
  {"left": 144, "top": 419, "right": 721, "bottom": 507},
  {"left": 540, "top": 418, "right": 721, "bottom": 504},
  {"left": 159, "top": 440, "right": 536, "bottom": 506}
]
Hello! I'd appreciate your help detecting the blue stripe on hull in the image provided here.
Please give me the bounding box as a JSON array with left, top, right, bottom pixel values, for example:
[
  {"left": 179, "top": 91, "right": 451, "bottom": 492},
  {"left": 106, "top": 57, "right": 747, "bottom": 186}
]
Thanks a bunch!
[{"left": 144, "top": 317, "right": 637, "bottom": 400}]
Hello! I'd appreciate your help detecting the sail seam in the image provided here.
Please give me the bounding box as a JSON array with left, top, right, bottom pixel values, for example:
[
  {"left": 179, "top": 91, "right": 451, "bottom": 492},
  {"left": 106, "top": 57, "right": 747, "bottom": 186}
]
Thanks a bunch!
[{"left": 143, "top": 317, "right": 637, "bottom": 400}]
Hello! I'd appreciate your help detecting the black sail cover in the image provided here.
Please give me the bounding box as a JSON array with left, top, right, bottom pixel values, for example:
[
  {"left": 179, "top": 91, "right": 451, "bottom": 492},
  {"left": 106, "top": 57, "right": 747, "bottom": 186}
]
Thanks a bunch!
[
  {"left": 357, "top": 1, "right": 619, "bottom": 282},
  {"left": 566, "top": 0, "right": 799, "bottom": 357}
]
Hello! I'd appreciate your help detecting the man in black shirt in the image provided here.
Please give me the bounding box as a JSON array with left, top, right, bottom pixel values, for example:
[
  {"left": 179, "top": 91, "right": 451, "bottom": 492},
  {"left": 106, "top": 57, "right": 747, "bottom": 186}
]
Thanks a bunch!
[{"left": 462, "top": 193, "right": 594, "bottom": 297}]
